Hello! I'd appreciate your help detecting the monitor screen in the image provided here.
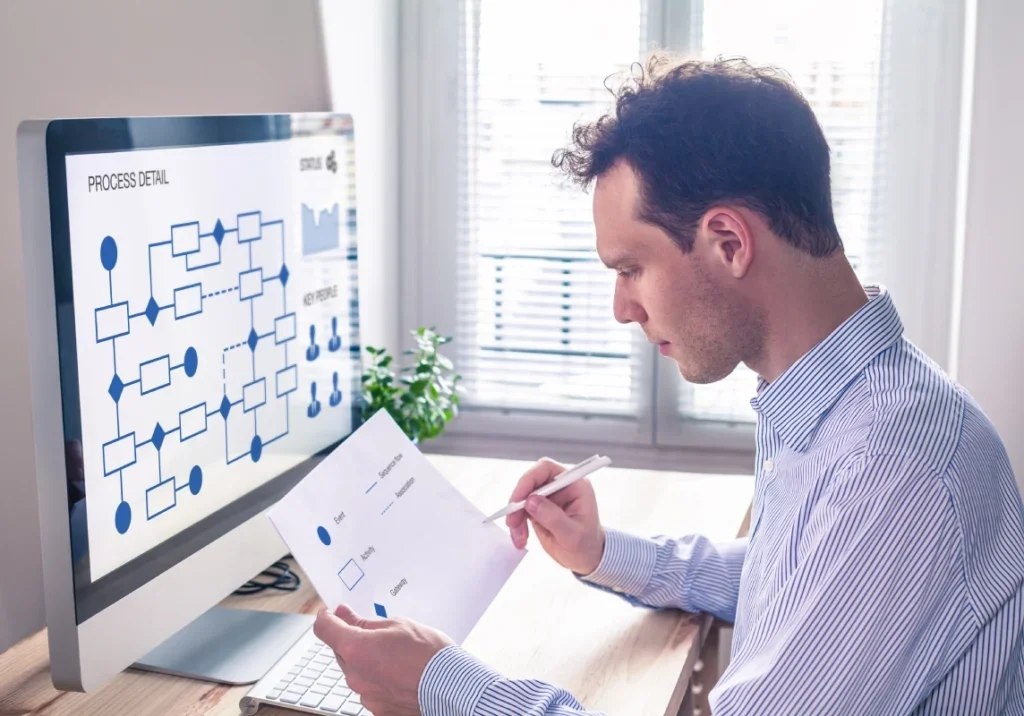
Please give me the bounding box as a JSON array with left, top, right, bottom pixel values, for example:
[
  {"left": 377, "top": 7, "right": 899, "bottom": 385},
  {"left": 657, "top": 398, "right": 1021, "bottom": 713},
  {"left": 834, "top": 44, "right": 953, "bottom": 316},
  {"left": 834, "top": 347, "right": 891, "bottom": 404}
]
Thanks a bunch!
[{"left": 44, "top": 114, "right": 362, "bottom": 624}]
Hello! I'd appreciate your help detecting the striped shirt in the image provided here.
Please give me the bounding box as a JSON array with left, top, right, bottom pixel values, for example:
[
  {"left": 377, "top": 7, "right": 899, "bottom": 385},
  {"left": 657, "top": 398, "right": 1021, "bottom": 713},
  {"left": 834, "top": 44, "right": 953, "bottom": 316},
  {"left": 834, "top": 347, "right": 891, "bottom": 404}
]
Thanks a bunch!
[{"left": 419, "top": 285, "right": 1024, "bottom": 715}]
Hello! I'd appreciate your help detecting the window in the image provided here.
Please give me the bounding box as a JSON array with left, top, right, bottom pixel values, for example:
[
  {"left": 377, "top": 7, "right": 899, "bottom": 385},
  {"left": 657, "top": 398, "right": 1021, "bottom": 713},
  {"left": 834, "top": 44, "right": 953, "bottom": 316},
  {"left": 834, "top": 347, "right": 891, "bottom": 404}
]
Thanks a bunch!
[
  {"left": 676, "top": 0, "right": 888, "bottom": 428},
  {"left": 454, "top": 0, "right": 648, "bottom": 418},
  {"left": 402, "top": 0, "right": 966, "bottom": 461}
]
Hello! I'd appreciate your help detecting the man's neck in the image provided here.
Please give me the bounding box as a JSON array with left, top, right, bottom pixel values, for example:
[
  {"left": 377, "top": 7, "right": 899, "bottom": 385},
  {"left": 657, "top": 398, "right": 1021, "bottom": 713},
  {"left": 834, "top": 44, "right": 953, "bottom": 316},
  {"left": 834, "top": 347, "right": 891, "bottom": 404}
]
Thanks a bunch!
[{"left": 747, "top": 254, "right": 869, "bottom": 383}]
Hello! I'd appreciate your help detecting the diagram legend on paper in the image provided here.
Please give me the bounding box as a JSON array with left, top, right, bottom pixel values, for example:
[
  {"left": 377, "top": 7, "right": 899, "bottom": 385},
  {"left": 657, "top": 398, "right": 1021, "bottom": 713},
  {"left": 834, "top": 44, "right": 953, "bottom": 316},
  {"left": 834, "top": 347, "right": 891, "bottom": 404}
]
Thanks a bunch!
[{"left": 267, "top": 410, "right": 525, "bottom": 643}]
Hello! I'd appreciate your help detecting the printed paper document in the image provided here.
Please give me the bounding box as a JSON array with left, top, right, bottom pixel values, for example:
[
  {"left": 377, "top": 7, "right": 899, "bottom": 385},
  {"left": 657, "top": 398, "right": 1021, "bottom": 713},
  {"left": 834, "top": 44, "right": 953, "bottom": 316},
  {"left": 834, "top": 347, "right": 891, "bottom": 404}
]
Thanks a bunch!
[{"left": 267, "top": 410, "right": 525, "bottom": 643}]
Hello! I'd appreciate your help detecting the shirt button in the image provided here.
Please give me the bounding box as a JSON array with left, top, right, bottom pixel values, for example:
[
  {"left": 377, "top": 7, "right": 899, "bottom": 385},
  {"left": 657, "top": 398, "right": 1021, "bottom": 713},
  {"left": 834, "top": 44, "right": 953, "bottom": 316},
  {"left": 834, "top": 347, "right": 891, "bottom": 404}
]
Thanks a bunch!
[{"left": 763, "top": 458, "right": 774, "bottom": 472}]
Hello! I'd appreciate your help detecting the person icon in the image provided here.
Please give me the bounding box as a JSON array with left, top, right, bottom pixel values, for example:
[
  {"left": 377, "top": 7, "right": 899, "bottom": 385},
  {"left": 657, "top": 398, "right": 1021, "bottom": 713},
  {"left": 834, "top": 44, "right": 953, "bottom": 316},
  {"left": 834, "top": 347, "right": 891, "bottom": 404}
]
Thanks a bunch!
[
  {"left": 306, "top": 324, "right": 320, "bottom": 362},
  {"left": 307, "top": 381, "right": 322, "bottom": 418},
  {"left": 329, "top": 371, "right": 343, "bottom": 407},
  {"left": 328, "top": 316, "right": 342, "bottom": 352}
]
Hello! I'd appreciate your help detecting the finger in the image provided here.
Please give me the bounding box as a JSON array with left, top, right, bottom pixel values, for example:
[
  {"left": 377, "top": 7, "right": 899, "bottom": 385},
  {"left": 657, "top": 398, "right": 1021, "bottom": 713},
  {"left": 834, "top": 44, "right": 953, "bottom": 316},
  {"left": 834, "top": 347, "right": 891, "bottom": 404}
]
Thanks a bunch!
[
  {"left": 530, "top": 517, "right": 554, "bottom": 544},
  {"left": 506, "top": 509, "right": 529, "bottom": 544},
  {"left": 506, "top": 512, "right": 530, "bottom": 551},
  {"left": 509, "top": 458, "right": 565, "bottom": 504},
  {"left": 509, "top": 519, "right": 528, "bottom": 549},
  {"left": 313, "top": 607, "right": 362, "bottom": 653},
  {"left": 525, "top": 495, "right": 576, "bottom": 538},
  {"left": 334, "top": 603, "right": 391, "bottom": 630},
  {"left": 544, "top": 477, "right": 595, "bottom": 509}
]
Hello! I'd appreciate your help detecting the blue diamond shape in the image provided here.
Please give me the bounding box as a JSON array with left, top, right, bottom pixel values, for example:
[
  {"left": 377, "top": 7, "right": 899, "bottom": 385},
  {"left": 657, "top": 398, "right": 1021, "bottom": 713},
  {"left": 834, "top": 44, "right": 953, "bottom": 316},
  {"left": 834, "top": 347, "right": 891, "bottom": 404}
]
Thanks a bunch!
[
  {"left": 151, "top": 422, "right": 166, "bottom": 451},
  {"left": 212, "top": 219, "right": 225, "bottom": 246},
  {"left": 374, "top": 603, "right": 387, "bottom": 618},
  {"left": 145, "top": 297, "right": 160, "bottom": 326},
  {"left": 219, "top": 394, "right": 231, "bottom": 420},
  {"left": 108, "top": 374, "right": 124, "bottom": 403},
  {"left": 247, "top": 328, "right": 258, "bottom": 352},
  {"left": 279, "top": 264, "right": 289, "bottom": 286}
]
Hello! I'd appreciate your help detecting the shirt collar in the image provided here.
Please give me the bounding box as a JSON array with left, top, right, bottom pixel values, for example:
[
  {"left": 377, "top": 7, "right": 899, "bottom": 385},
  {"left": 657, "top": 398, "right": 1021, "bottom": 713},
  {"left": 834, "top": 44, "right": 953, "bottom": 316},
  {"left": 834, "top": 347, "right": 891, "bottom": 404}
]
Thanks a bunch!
[{"left": 749, "top": 285, "right": 903, "bottom": 453}]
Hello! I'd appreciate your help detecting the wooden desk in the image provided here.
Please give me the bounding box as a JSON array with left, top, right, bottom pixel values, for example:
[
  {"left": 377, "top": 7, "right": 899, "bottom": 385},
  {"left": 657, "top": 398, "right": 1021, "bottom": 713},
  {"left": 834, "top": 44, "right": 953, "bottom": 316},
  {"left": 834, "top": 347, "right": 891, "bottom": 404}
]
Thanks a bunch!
[{"left": 0, "top": 455, "right": 753, "bottom": 716}]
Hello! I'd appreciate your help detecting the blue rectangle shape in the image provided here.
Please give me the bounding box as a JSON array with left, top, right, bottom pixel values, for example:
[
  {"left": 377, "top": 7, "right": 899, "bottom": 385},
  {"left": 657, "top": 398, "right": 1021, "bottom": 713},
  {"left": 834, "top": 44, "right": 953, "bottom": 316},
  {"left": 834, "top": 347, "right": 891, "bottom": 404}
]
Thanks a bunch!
[
  {"left": 274, "top": 313, "right": 297, "bottom": 344},
  {"left": 174, "top": 283, "right": 203, "bottom": 319},
  {"left": 146, "top": 478, "right": 176, "bottom": 519},
  {"left": 237, "top": 211, "right": 262, "bottom": 242},
  {"left": 186, "top": 236, "right": 220, "bottom": 270},
  {"left": 94, "top": 302, "right": 130, "bottom": 343},
  {"left": 139, "top": 355, "right": 171, "bottom": 395},
  {"left": 178, "top": 402, "right": 208, "bottom": 441},
  {"left": 238, "top": 268, "right": 263, "bottom": 299},
  {"left": 276, "top": 365, "right": 298, "bottom": 397},
  {"left": 242, "top": 378, "right": 267, "bottom": 413},
  {"left": 102, "top": 432, "right": 136, "bottom": 476},
  {"left": 170, "top": 221, "right": 201, "bottom": 256}
]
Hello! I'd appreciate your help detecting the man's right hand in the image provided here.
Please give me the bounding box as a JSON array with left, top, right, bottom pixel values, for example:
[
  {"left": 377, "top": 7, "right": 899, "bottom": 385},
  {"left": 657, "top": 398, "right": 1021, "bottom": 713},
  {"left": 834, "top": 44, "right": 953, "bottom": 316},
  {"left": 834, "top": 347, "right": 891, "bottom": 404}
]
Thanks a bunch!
[{"left": 506, "top": 458, "right": 606, "bottom": 576}]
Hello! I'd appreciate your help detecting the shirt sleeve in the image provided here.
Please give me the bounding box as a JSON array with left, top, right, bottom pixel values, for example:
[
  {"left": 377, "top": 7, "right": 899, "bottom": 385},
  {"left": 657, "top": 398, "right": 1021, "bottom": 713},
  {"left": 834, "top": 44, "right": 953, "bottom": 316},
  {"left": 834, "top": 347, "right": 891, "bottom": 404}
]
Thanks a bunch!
[
  {"left": 579, "top": 527, "right": 748, "bottom": 622},
  {"left": 419, "top": 645, "right": 607, "bottom": 716},
  {"left": 710, "top": 456, "right": 974, "bottom": 715}
]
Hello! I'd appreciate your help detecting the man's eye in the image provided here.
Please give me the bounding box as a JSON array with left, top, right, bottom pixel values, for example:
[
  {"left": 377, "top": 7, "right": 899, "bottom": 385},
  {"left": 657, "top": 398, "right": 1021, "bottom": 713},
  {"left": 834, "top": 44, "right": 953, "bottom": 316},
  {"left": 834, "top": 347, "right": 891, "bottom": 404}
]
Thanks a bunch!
[{"left": 617, "top": 268, "right": 639, "bottom": 279}]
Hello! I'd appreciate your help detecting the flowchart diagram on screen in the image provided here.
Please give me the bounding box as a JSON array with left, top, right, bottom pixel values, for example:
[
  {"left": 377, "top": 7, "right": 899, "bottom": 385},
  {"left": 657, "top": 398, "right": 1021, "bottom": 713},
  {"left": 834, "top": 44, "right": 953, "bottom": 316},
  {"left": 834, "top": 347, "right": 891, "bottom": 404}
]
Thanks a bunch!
[{"left": 66, "top": 136, "right": 362, "bottom": 579}]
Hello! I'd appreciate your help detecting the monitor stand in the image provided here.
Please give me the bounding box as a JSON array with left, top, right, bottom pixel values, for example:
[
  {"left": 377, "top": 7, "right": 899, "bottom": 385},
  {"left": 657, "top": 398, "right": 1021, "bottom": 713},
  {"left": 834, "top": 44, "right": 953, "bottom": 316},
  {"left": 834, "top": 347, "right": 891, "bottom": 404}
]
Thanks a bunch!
[{"left": 131, "top": 605, "right": 314, "bottom": 684}]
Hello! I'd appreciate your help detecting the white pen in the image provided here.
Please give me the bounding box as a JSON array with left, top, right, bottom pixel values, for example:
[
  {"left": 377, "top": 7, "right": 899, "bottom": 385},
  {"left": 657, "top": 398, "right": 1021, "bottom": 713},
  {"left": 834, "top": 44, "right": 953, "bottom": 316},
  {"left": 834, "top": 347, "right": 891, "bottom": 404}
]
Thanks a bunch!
[{"left": 482, "top": 454, "right": 612, "bottom": 523}]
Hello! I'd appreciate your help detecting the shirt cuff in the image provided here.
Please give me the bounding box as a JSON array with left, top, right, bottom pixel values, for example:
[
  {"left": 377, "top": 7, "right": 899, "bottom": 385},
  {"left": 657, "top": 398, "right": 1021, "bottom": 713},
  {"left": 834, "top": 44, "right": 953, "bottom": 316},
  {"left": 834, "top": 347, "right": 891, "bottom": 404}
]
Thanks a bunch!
[
  {"left": 419, "top": 644, "right": 504, "bottom": 716},
  {"left": 579, "top": 527, "right": 659, "bottom": 596}
]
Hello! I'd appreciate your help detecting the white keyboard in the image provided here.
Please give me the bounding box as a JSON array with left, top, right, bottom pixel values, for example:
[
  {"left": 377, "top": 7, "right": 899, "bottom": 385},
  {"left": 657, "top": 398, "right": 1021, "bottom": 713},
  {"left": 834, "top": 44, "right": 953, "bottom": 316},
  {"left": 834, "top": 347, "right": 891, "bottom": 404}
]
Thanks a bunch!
[{"left": 239, "top": 627, "right": 372, "bottom": 715}]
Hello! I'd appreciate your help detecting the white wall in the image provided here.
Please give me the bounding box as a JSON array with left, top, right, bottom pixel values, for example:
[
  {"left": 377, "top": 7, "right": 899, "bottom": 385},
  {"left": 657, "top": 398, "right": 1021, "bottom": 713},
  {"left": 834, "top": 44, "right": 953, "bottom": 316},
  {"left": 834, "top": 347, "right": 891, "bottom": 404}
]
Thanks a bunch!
[
  {"left": 320, "top": 0, "right": 401, "bottom": 358},
  {"left": 0, "top": 0, "right": 399, "bottom": 654},
  {"left": 951, "top": 0, "right": 1024, "bottom": 484}
]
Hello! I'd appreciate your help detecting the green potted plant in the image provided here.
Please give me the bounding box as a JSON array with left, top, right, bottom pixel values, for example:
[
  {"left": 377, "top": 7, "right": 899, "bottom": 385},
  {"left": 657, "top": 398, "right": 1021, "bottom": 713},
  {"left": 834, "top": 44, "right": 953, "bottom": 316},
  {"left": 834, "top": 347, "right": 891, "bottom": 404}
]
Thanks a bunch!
[{"left": 360, "top": 327, "right": 461, "bottom": 443}]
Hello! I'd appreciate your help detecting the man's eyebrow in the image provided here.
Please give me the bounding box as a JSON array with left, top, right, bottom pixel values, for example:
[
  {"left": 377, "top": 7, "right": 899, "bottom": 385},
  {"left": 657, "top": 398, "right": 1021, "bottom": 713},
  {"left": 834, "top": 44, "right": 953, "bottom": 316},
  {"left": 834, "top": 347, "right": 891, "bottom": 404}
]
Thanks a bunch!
[{"left": 601, "top": 253, "right": 637, "bottom": 269}]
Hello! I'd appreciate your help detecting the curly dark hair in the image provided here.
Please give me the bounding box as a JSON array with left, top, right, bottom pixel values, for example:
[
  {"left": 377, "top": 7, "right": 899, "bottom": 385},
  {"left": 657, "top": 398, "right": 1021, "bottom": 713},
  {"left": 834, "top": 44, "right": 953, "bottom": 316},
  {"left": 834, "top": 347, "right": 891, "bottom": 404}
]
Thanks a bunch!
[{"left": 552, "top": 55, "right": 842, "bottom": 256}]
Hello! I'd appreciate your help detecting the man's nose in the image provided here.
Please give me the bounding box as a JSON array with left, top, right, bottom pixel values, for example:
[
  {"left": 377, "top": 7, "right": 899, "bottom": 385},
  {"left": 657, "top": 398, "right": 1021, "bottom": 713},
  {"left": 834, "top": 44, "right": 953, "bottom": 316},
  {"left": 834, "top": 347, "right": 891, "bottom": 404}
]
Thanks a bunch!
[{"left": 613, "top": 283, "right": 647, "bottom": 325}]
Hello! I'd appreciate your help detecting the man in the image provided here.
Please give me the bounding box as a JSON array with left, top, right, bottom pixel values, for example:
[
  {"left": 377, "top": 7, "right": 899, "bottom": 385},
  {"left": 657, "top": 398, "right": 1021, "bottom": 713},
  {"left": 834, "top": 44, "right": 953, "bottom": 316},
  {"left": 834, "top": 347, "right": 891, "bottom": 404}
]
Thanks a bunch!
[{"left": 314, "top": 56, "right": 1024, "bottom": 714}]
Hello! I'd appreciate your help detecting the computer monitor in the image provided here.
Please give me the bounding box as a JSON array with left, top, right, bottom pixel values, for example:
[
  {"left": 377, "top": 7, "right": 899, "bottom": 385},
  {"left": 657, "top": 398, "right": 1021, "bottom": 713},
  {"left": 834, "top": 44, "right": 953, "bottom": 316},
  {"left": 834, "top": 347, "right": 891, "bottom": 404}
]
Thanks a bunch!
[{"left": 16, "top": 113, "right": 362, "bottom": 691}]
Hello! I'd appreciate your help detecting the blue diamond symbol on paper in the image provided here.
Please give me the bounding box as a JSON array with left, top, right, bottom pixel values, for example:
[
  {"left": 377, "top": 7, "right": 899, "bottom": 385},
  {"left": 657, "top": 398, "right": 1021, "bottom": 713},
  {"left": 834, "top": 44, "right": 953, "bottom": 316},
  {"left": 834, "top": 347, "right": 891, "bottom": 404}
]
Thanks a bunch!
[
  {"left": 247, "top": 328, "right": 258, "bottom": 352},
  {"left": 108, "top": 374, "right": 124, "bottom": 403},
  {"left": 374, "top": 603, "right": 387, "bottom": 618},
  {"left": 279, "top": 264, "right": 289, "bottom": 286},
  {"left": 219, "top": 394, "right": 232, "bottom": 420},
  {"left": 213, "top": 219, "right": 225, "bottom": 246},
  {"left": 151, "top": 422, "right": 166, "bottom": 451},
  {"left": 145, "top": 297, "right": 160, "bottom": 326}
]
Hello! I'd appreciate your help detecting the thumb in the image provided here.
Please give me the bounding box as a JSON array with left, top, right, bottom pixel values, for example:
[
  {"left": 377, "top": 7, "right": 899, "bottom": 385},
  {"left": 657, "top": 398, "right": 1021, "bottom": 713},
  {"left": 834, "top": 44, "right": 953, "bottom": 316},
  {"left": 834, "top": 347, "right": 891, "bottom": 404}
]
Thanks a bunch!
[
  {"left": 335, "top": 603, "right": 391, "bottom": 630},
  {"left": 333, "top": 604, "right": 369, "bottom": 627},
  {"left": 313, "top": 607, "right": 362, "bottom": 647},
  {"left": 525, "top": 495, "right": 575, "bottom": 537}
]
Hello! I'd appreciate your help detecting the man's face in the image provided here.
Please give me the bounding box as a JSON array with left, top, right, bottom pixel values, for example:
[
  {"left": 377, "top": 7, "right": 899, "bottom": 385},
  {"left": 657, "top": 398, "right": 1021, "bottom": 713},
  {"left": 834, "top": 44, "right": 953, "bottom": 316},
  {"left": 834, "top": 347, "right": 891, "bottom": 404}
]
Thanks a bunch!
[{"left": 593, "top": 162, "right": 759, "bottom": 384}]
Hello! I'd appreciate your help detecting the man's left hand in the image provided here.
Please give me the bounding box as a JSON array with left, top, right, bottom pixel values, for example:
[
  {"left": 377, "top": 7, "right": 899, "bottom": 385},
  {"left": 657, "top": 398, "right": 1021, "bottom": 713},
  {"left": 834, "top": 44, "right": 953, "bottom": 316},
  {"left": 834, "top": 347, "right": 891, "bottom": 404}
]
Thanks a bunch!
[{"left": 313, "top": 604, "right": 454, "bottom": 716}]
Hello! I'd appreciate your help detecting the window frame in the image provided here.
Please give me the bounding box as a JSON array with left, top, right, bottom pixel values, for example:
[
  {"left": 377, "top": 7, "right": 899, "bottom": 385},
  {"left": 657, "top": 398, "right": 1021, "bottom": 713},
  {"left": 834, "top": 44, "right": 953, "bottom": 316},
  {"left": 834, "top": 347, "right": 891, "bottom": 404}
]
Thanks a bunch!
[{"left": 398, "top": 0, "right": 966, "bottom": 470}]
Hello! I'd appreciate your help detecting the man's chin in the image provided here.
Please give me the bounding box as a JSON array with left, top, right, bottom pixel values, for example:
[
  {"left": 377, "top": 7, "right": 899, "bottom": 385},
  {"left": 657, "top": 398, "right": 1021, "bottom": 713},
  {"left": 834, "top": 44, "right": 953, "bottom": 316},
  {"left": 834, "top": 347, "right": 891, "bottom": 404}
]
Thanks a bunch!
[{"left": 674, "top": 359, "right": 732, "bottom": 385}]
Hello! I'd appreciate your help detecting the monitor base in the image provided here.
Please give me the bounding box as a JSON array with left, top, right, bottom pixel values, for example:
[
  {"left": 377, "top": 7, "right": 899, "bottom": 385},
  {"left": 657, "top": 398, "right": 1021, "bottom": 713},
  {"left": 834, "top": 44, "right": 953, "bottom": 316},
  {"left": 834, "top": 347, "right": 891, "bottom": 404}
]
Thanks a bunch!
[{"left": 131, "top": 606, "right": 314, "bottom": 685}]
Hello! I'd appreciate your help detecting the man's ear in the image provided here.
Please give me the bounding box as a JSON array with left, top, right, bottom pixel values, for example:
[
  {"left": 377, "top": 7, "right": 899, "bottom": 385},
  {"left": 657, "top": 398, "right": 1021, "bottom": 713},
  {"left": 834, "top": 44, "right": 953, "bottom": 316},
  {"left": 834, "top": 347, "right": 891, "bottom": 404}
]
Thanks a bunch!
[{"left": 701, "top": 207, "right": 754, "bottom": 279}]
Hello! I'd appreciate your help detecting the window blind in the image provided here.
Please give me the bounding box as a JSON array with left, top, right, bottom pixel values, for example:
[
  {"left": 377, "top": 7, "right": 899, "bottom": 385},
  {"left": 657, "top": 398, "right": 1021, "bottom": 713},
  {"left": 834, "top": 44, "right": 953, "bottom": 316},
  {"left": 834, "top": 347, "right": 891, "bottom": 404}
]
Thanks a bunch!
[
  {"left": 677, "top": 0, "right": 889, "bottom": 424},
  {"left": 455, "top": 0, "right": 648, "bottom": 416}
]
